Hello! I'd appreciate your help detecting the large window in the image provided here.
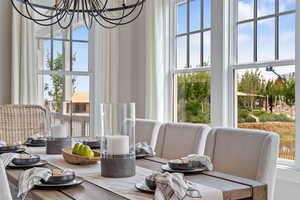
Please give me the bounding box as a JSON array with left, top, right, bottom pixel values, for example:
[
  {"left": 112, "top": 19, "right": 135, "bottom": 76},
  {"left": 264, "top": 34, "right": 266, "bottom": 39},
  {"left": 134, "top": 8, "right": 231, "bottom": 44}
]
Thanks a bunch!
[
  {"left": 173, "top": 0, "right": 212, "bottom": 124},
  {"left": 36, "top": 25, "right": 91, "bottom": 137},
  {"left": 232, "top": 0, "right": 296, "bottom": 160}
]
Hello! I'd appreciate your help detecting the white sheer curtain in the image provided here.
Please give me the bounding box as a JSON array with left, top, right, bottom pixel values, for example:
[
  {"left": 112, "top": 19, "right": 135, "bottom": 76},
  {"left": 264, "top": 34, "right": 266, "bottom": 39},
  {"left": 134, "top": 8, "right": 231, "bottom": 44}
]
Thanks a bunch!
[
  {"left": 145, "top": 0, "right": 171, "bottom": 121},
  {"left": 11, "top": 4, "right": 37, "bottom": 104}
]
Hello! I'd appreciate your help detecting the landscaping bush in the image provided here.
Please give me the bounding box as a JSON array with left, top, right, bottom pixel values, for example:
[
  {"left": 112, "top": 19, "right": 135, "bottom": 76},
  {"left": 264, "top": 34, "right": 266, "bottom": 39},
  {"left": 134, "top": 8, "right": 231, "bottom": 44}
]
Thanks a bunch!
[{"left": 238, "top": 109, "right": 256, "bottom": 123}]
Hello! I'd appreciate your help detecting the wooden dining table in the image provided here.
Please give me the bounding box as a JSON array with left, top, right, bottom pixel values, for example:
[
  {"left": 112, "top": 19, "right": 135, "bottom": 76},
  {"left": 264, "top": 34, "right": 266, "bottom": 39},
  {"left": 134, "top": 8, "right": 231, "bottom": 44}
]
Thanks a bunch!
[{"left": 6, "top": 147, "right": 267, "bottom": 200}]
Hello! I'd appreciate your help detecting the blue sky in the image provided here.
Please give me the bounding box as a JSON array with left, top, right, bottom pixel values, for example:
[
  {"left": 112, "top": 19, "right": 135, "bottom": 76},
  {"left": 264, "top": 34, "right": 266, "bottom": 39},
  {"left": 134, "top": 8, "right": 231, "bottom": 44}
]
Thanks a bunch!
[{"left": 177, "top": 0, "right": 295, "bottom": 78}]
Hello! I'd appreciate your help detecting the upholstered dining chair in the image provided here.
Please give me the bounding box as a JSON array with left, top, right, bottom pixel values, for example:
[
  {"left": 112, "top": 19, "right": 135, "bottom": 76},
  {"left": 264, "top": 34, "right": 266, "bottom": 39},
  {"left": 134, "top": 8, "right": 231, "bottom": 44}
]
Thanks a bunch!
[
  {"left": 204, "top": 128, "right": 279, "bottom": 200},
  {"left": 0, "top": 160, "right": 13, "bottom": 200},
  {"left": 155, "top": 122, "right": 211, "bottom": 159},
  {"left": 0, "top": 105, "right": 48, "bottom": 144},
  {"left": 135, "top": 119, "right": 161, "bottom": 150}
]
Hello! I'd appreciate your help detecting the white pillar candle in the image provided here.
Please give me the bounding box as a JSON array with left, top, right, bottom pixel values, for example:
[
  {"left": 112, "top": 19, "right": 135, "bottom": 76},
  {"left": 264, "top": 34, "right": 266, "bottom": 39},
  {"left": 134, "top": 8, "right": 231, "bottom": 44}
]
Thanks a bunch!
[
  {"left": 51, "top": 125, "right": 68, "bottom": 138},
  {"left": 106, "top": 135, "right": 129, "bottom": 155}
]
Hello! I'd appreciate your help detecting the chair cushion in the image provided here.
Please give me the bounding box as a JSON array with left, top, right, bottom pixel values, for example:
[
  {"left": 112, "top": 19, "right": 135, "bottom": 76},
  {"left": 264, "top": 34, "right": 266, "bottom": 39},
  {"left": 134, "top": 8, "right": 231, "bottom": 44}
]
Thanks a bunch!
[
  {"left": 135, "top": 119, "right": 161, "bottom": 149},
  {"left": 205, "top": 128, "right": 279, "bottom": 200},
  {"left": 156, "top": 123, "right": 210, "bottom": 160}
]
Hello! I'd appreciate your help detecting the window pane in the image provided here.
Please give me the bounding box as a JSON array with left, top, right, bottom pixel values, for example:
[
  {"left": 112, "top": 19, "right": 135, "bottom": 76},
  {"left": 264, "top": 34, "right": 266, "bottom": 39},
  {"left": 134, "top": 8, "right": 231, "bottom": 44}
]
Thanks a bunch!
[
  {"left": 203, "top": 31, "right": 211, "bottom": 66},
  {"left": 236, "top": 66, "right": 296, "bottom": 160},
  {"left": 72, "top": 42, "right": 89, "bottom": 71},
  {"left": 238, "top": 22, "right": 253, "bottom": 63},
  {"left": 238, "top": 0, "right": 253, "bottom": 21},
  {"left": 175, "top": 72, "right": 211, "bottom": 124},
  {"left": 177, "top": 36, "right": 187, "bottom": 69},
  {"left": 41, "top": 74, "right": 65, "bottom": 103},
  {"left": 190, "top": 0, "right": 201, "bottom": 32},
  {"left": 189, "top": 33, "right": 201, "bottom": 68},
  {"left": 177, "top": 2, "right": 187, "bottom": 34},
  {"left": 52, "top": 40, "right": 64, "bottom": 71},
  {"left": 279, "top": 14, "right": 295, "bottom": 60},
  {"left": 279, "top": 0, "right": 296, "bottom": 12},
  {"left": 257, "top": 0, "right": 275, "bottom": 17},
  {"left": 203, "top": 0, "right": 211, "bottom": 29},
  {"left": 70, "top": 75, "right": 90, "bottom": 137},
  {"left": 43, "top": 40, "right": 51, "bottom": 70},
  {"left": 257, "top": 18, "right": 275, "bottom": 61},
  {"left": 72, "top": 26, "right": 89, "bottom": 41}
]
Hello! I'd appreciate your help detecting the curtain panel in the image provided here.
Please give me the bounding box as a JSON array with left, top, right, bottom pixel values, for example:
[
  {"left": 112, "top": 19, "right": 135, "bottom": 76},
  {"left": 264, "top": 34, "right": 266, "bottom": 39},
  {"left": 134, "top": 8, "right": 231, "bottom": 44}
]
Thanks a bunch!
[{"left": 11, "top": 3, "right": 37, "bottom": 104}]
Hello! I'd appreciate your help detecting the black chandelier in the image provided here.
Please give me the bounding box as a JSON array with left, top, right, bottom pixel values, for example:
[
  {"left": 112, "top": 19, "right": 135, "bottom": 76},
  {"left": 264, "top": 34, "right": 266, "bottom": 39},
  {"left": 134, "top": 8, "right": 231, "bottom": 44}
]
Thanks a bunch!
[{"left": 11, "top": 0, "right": 146, "bottom": 29}]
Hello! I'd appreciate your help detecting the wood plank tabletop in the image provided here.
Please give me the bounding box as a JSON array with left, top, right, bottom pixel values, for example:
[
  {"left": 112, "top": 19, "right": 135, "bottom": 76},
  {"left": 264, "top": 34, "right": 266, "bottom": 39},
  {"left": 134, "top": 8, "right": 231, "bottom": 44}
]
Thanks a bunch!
[{"left": 6, "top": 148, "right": 267, "bottom": 200}]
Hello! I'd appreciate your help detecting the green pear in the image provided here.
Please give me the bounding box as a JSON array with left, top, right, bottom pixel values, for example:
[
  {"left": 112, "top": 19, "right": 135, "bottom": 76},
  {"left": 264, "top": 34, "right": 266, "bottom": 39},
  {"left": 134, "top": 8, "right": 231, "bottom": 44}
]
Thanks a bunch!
[
  {"left": 72, "top": 143, "right": 81, "bottom": 155},
  {"left": 87, "top": 147, "right": 94, "bottom": 158},
  {"left": 78, "top": 144, "right": 85, "bottom": 156},
  {"left": 82, "top": 145, "right": 90, "bottom": 157}
]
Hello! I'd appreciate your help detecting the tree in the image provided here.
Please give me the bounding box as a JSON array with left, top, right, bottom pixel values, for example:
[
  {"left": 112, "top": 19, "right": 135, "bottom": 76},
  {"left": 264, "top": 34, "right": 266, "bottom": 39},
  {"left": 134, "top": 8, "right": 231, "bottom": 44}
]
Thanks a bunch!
[
  {"left": 238, "top": 69, "right": 264, "bottom": 110},
  {"left": 44, "top": 53, "right": 76, "bottom": 112}
]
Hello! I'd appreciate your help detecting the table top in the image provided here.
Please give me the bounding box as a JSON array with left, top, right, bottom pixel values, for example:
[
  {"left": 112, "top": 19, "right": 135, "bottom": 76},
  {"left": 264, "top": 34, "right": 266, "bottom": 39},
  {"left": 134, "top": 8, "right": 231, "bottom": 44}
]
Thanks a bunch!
[{"left": 6, "top": 148, "right": 267, "bottom": 200}]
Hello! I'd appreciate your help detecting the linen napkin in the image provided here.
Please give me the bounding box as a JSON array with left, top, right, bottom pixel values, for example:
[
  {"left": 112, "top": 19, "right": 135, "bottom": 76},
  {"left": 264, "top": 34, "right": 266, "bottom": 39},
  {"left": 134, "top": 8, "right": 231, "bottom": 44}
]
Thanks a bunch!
[
  {"left": 154, "top": 172, "right": 223, "bottom": 200},
  {"left": 136, "top": 142, "right": 155, "bottom": 156},
  {"left": 0, "top": 153, "right": 19, "bottom": 167},
  {"left": 169, "top": 154, "right": 214, "bottom": 171},
  {"left": 154, "top": 172, "right": 202, "bottom": 200},
  {"left": 18, "top": 167, "right": 52, "bottom": 200},
  {"left": 0, "top": 159, "right": 13, "bottom": 200}
]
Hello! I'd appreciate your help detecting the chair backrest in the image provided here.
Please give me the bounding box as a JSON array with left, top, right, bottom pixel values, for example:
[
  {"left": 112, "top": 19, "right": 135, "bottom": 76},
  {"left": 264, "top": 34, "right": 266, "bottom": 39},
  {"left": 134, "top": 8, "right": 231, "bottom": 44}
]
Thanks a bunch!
[
  {"left": 155, "top": 122, "right": 210, "bottom": 160},
  {"left": 135, "top": 119, "right": 161, "bottom": 150},
  {"left": 0, "top": 160, "right": 13, "bottom": 200},
  {"left": 205, "top": 128, "right": 279, "bottom": 200},
  {"left": 0, "top": 105, "right": 48, "bottom": 144}
]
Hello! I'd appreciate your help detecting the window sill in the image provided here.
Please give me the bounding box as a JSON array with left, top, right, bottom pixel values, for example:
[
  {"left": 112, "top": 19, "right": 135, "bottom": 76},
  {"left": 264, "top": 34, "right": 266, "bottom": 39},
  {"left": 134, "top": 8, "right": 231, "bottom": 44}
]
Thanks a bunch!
[{"left": 276, "top": 161, "right": 300, "bottom": 184}]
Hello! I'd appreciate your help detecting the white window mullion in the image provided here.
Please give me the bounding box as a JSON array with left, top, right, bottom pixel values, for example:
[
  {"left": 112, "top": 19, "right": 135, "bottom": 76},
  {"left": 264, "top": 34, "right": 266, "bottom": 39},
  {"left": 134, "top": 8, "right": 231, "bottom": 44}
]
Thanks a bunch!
[
  {"left": 295, "top": 0, "right": 300, "bottom": 169},
  {"left": 210, "top": 0, "right": 229, "bottom": 127}
]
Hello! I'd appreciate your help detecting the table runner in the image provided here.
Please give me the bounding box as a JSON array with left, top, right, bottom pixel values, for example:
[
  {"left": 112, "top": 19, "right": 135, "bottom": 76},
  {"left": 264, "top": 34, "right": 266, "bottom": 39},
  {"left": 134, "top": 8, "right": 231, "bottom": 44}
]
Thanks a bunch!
[{"left": 26, "top": 147, "right": 223, "bottom": 200}]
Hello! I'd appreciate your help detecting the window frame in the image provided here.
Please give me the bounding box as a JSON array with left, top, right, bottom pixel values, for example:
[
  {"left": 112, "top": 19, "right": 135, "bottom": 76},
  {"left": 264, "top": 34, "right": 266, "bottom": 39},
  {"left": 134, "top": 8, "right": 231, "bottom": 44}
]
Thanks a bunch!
[
  {"left": 171, "top": 0, "right": 212, "bottom": 123},
  {"left": 36, "top": 22, "right": 93, "bottom": 137},
  {"left": 170, "top": 0, "right": 300, "bottom": 166},
  {"left": 229, "top": 0, "right": 297, "bottom": 164}
]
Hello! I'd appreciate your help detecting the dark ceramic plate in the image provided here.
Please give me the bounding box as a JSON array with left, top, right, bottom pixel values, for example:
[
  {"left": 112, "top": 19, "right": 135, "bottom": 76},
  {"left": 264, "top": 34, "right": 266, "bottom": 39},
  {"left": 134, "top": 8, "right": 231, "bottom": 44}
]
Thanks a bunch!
[
  {"left": 135, "top": 182, "right": 155, "bottom": 194},
  {"left": 35, "top": 177, "right": 84, "bottom": 189},
  {"left": 12, "top": 155, "right": 40, "bottom": 166},
  {"left": 168, "top": 162, "right": 195, "bottom": 170},
  {"left": 43, "top": 172, "right": 76, "bottom": 184},
  {"left": 145, "top": 177, "right": 156, "bottom": 190},
  {"left": 136, "top": 153, "right": 153, "bottom": 159},
  {"left": 161, "top": 164, "right": 206, "bottom": 174},
  {"left": 25, "top": 138, "right": 46, "bottom": 147},
  {"left": 83, "top": 141, "right": 101, "bottom": 149},
  {"left": 0, "top": 148, "right": 26, "bottom": 154},
  {"left": 7, "top": 160, "right": 48, "bottom": 169},
  {"left": 0, "top": 145, "right": 19, "bottom": 151}
]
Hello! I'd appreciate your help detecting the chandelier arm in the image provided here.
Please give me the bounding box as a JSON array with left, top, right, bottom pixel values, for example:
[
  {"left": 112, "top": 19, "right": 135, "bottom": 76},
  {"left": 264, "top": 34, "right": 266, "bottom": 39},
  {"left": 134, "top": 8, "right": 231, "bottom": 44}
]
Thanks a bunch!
[
  {"left": 57, "top": 0, "right": 76, "bottom": 29},
  {"left": 98, "top": 1, "right": 144, "bottom": 26},
  {"left": 82, "top": 0, "right": 93, "bottom": 29},
  {"left": 87, "top": 0, "right": 108, "bottom": 17},
  {"left": 15, "top": 0, "right": 146, "bottom": 13},
  {"left": 25, "top": 0, "right": 67, "bottom": 19},
  {"left": 93, "top": 0, "right": 139, "bottom": 21}
]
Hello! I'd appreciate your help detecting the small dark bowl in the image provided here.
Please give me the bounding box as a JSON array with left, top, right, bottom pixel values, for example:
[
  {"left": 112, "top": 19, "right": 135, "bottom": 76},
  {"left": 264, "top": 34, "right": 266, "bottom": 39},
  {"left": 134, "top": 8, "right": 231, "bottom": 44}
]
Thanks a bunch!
[
  {"left": 83, "top": 141, "right": 100, "bottom": 149},
  {"left": 31, "top": 139, "right": 46, "bottom": 145},
  {"left": 0, "top": 145, "right": 19, "bottom": 151},
  {"left": 168, "top": 162, "right": 195, "bottom": 170},
  {"left": 145, "top": 176, "right": 156, "bottom": 190},
  {"left": 44, "top": 172, "right": 76, "bottom": 184},
  {"left": 12, "top": 155, "right": 40, "bottom": 166}
]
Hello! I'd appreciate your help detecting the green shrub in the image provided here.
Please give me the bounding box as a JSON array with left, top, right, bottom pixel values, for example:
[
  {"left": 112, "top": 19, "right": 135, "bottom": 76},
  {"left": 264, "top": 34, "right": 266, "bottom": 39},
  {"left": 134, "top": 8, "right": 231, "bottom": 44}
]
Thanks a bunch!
[{"left": 238, "top": 109, "right": 256, "bottom": 123}]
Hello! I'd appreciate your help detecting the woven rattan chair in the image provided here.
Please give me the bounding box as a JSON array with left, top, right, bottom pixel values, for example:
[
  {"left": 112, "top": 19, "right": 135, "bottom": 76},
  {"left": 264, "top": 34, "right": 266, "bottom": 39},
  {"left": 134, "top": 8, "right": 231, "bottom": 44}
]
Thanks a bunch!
[{"left": 0, "top": 105, "right": 48, "bottom": 144}]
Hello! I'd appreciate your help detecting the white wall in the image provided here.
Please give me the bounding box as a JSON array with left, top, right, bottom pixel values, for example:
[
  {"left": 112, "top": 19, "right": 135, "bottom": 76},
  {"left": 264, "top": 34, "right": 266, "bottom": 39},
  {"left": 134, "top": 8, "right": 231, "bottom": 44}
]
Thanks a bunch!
[{"left": 0, "top": 1, "right": 12, "bottom": 104}]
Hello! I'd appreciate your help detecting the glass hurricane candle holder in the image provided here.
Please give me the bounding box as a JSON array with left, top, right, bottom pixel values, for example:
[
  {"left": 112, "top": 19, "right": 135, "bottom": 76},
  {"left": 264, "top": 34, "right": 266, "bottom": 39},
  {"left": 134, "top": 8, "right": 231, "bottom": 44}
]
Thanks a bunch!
[{"left": 99, "top": 103, "right": 136, "bottom": 178}]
